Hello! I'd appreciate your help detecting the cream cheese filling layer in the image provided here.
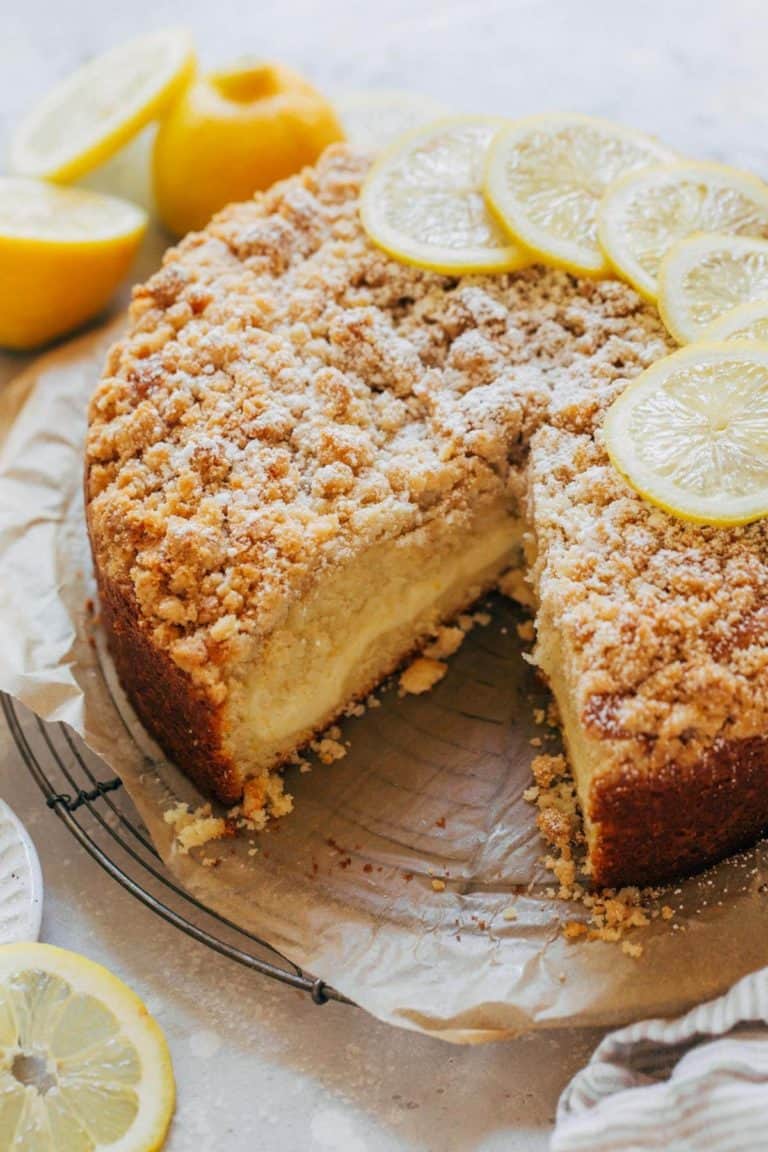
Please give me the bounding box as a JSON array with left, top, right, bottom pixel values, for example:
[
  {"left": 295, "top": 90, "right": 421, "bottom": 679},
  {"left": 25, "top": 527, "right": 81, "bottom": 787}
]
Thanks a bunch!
[{"left": 232, "top": 512, "right": 522, "bottom": 760}]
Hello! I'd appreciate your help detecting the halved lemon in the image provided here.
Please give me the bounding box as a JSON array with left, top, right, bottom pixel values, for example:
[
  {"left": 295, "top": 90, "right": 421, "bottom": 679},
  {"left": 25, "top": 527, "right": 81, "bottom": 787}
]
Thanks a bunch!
[
  {"left": 335, "top": 89, "right": 450, "bottom": 154},
  {"left": 360, "top": 116, "right": 528, "bottom": 274},
  {"left": 9, "top": 28, "right": 196, "bottom": 183},
  {"left": 0, "top": 178, "right": 146, "bottom": 350},
  {"left": 658, "top": 233, "right": 768, "bottom": 344},
  {"left": 700, "top": 297, "right": 768, "bottom": 344},
  {"left": 598, "top": 162, "right": 768, "bottom": 301},
  {"left": 603, "top": 342, "right": 768, "bottom": 525},
  {"left": 484, "top": 113, "right": 675, "bottom": 276},
  {"left": 0, "top": 942, "right": 174, "bottom": 1151}
]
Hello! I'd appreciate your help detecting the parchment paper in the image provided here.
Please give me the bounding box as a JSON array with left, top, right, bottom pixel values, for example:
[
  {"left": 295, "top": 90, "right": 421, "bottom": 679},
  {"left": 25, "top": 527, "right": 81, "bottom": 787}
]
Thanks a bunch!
[{"left": 2, "top": 321, "right": 768, "bottom": 1043}]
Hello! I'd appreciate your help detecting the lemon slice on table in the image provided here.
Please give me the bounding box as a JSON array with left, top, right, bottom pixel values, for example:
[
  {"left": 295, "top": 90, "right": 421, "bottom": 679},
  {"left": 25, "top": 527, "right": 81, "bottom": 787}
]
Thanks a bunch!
[
  {"left": 603, "top": 343, "right": 768, "bottom": 526},
  {"left": 0, "top": 943, "right": 174, "bottom": 1151},
  {"left": 484, "top": 113, "right": 675, "bottom": 276},
  {"left": 597, "top": 162, "right": 768, "bottom": 301},
  {"left": 360, "top": 116, "right": 528, "bottom": 274},
  {"left": 0, "top": 178, "right": 146, "bottom": 350},
  {"left": 700, "top": 297, "right": 768, "bottom": 344},
  {"left": 657, "top": 233, "right": 768, "bottom": 344},
  {"left": 335, "top": 89, "right": 450, "bottom": 154},
  {"left": 9, "top": 28, "right": 196, "bottom": 183}
]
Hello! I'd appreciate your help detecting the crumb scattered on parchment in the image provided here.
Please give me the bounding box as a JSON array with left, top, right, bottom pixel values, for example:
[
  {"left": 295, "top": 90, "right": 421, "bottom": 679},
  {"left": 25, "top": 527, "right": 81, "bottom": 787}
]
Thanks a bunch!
[
  {"left": 311, "top": 725, "right": 348, "bottom": 764},
  {"left": 525, "top": 753, "right": 676, "bottom": 958},
  {"left": 517, "top": 620, "right": 535, "bottom": 644},
  {"left": 423, "top": 625, "right": 466, "bottom": 660},
  {"left": 399, "top": 656, "right": 447, "bottom": 695},
  {"left": 502, "top": 906, "right": 518, "bottom": 921},
  {"left": 432, "top": 878, "right": 447, "bottom": 892},
  {"left": 163, "top": 803, "right": 233, "bottom": 855}
]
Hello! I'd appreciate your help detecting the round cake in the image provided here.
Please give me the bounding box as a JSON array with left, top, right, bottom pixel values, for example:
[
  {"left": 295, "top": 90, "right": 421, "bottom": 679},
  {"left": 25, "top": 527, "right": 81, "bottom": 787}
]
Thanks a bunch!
[{"left": 86, "top": 145, "right": 768, "bottom": 885}]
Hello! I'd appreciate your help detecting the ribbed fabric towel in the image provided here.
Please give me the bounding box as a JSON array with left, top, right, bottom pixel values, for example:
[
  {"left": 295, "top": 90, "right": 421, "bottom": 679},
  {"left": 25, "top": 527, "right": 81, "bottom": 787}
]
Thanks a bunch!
[{"left": 552, "top": 968, "right": 768, "bottom": 1151}]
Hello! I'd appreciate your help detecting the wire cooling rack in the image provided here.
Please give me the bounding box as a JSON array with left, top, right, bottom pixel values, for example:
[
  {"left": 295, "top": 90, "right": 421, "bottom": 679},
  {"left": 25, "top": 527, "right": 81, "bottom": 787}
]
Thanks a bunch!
[{"left": 1, "top": 692, "right": 350, "bottom": 1007}]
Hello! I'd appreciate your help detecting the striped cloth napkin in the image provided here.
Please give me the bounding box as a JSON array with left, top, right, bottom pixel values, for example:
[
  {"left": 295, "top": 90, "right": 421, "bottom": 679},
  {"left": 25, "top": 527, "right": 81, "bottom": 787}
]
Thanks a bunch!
[{"left": 553, "top": 968, "right": 768, "bottom": 1151}]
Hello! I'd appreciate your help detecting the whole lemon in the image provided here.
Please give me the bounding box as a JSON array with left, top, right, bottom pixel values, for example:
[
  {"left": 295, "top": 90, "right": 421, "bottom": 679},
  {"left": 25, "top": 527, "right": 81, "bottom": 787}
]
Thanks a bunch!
[{"left": 153, "top": 60, "right": 344, "bottom": 236}]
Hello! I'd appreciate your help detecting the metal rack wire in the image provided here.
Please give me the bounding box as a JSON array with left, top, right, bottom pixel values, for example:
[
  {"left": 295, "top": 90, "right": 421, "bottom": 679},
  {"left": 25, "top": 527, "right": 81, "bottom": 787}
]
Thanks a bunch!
[{"left": 1, "top": 692, "right": 350, "bottom": 1007}]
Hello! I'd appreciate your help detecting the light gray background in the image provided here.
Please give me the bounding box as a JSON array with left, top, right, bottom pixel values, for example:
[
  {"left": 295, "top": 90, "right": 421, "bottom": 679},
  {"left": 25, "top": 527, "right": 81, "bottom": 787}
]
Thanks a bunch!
[{"left": 1, "top": 1, "right": 766, "bottom": 1148}]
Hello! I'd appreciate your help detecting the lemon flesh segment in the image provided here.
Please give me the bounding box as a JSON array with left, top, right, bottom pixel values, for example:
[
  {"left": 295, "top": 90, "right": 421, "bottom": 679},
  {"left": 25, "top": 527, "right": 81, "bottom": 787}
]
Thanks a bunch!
[
  {"left": 598, "top": 162, "right": 768, "bottom": 301},
  {"left": 484, "top": 113, "right": 676, "bottom": 277},
  {"left": 658, "top": 233, "right": 768, "bottom": 345},
  {"left": 0, "top": 943, "right": 174, "bottom": 1152},
  {"left": 360, "top": 116, "right": 528, "bottom": 274},
  {"left": 10, "top": 28, "right": 196, "bottom": 183},
  {"left": 604, "top": 342, "right": 768, "bottom": 525},
  {"left": 0, "top": 178, "right": 146, "bottom": 350},
  {"left": 700, "top": 297, "right": 768, "bottom": 344},
  {"left": 335, "top": 89, "right": 450, "bottom": 155}
]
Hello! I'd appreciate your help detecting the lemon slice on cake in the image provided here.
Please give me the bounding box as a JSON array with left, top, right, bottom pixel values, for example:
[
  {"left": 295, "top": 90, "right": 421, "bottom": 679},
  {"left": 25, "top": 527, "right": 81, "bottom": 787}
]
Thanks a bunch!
[
  {"left": 0, "top": 178, "right": 146, "bottom": 349},
  {"left": 9, "top": 28, "right": 196, "bottom": 183},
  {"left": 0, "top": 942, "right": 174, "bottom": 1151},
  {"left": 335, "top": 89, "right": 450, "bottom": 154},
  {"left": 658, "top": 233, "right": 768, "bottom": 344},
  {"left": 360, "top": 116, "right": 528, "bottom": 274},
  {"left": 597, "top": 162, "right": 768, "bottom": 301},
  {"left": 603, "top": 342, "right": 768, "bottom": 525},
  {"left": 484, "top": 113, "right": 675, "bottom": 276},
  {"left": 700, "top": 297, "right": 768, "bottom": 344}
]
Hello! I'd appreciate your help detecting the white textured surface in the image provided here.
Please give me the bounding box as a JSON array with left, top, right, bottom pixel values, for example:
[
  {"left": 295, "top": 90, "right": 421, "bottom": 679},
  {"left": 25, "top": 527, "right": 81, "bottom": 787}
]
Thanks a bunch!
[
  {"left": 0, "top": 799, "right": 42, "bottom": 943},
  {"left": 1, "top": 1, "right": 767, "bottom": 1147}
]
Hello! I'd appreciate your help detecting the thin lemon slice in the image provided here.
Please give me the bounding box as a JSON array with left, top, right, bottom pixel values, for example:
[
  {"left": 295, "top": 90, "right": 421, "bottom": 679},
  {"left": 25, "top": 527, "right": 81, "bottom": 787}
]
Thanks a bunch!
[
  {"left": 360, "top": 116, "right": 528, "bottom": 274},
  {"left": 700, "top": 297, "right": 768, "bottom": 344},
  {"left": 335, "top": 89, "right": 450, "bottom": 154},
  {"left": 0, "top": 943, "right": 174, "bottom": 1151},
  {"left": 598, "top": 162, "right": 768, "bottom": 301},
  {"left": 603, "top": 342, "right": 768, "bottom": 525},
  {"left": 9, "top": 28, "right": 196, "bottom": 183},
  {"left": 0, "top": 178, "right": 146, "bottom": 350},
  {"left": 658, "top": 233, "right": 768, "bottom": 344},
  {"left": 484, "top": 113, "right": 675, "bottom": 276}
]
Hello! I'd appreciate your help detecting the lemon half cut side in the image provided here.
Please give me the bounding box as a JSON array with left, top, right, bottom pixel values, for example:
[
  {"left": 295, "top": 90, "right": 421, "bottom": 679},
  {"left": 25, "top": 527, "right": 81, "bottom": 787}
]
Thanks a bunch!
[
  {"left": 484, "top": 113, "right": 676, "bottom": 277},
  {"left": 360, "top": 116, "right": 528, "bottom": 275},
  {"left": 9, "top": 28, "right": 196, "bottom": 183},
  {"left": 0, "top": 942, "right": 175, "bottom": 1152},
  {"left": 598, "top": 161, "right": 768, "bottom": 301},
  {"left": 603, "top": 342, "right": 768, "bottom": 526},
  {"left": 0, "top": 178, "right": 146, "bottom": 350}
]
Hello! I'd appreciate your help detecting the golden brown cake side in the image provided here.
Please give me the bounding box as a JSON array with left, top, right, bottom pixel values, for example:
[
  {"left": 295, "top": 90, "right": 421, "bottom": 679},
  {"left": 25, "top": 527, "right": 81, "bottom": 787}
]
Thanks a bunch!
[{"left": 530, "top": 421, "right": 768, "bottom": 886}]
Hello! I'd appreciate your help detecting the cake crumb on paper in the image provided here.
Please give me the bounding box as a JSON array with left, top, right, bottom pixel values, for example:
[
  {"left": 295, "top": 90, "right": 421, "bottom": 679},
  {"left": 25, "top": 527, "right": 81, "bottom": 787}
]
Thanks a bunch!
[
  {"left": 423, "top": 625, "right": 466, "bottom": 660},
  {"left": 163, "top": 803, "right": 231, "bottom": 855},
  {"left": 399, "top": 656, "right": 447, "bottom": 695},
  {"left": 501, "top": 907, "right": 518, "bottom": 921},
  {"left": 431, "top": 878, "right": 446, "bottom": 892}
]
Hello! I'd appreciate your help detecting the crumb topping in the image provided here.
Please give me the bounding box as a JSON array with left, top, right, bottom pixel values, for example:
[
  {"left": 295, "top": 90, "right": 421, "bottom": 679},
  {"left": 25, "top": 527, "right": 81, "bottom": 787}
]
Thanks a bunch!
[
  {"left": 86, "top": 144, "right": 667, "bottom": 706},
  {"left": 530, "top": 423, "right": 768, "bottom": 774}
]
